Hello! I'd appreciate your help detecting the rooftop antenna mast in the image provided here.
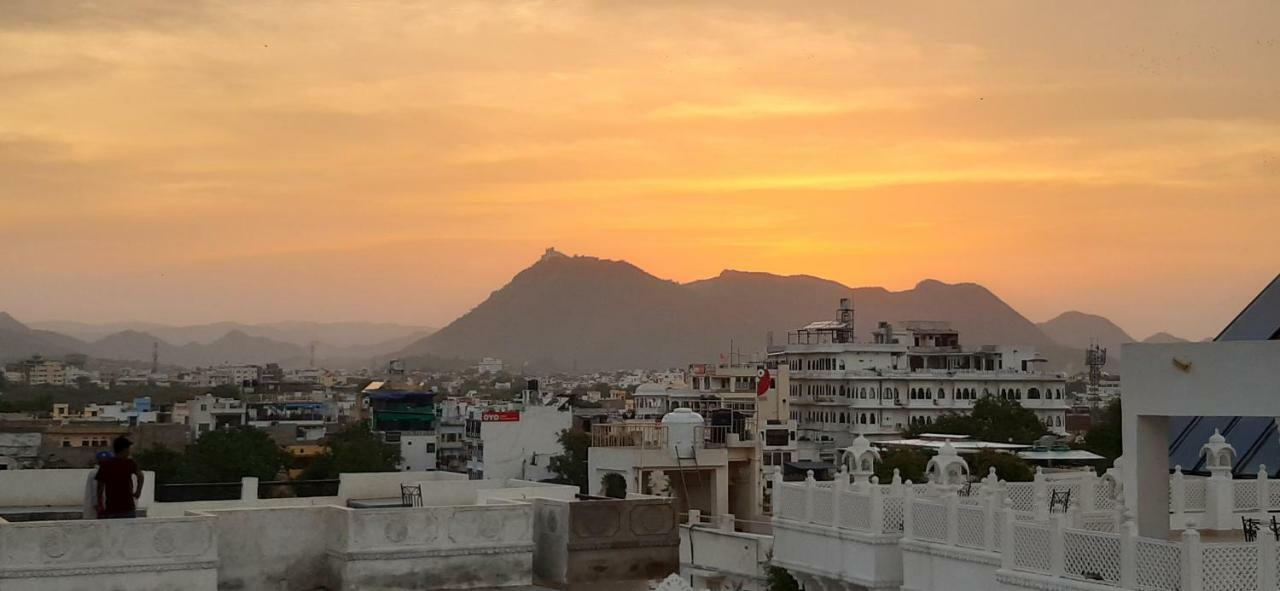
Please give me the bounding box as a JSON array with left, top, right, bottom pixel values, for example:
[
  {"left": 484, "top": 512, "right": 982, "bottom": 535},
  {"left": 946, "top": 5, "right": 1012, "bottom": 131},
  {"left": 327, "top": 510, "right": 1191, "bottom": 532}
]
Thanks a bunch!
[
  {"left": 309, "top": 341, "right": 317, "bottom": 369},
  {"left": 151, "top": 341, "right": 159, "bottom": 374},
  {"left": 1085, "top": 340, "right": 1107, "bottom": 397}
]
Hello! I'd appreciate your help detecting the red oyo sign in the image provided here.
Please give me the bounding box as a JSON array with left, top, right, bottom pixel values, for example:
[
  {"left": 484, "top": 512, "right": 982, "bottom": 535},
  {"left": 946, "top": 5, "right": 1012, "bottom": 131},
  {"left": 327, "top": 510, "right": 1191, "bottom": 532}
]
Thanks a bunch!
[{"left": 481, "top": 410, "right": 521, "bottom": 422}]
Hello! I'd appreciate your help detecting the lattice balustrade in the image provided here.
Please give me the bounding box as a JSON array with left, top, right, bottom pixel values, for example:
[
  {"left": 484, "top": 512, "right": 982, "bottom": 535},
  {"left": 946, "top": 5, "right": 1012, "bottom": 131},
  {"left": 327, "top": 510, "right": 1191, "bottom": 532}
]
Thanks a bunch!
[
  {"left": 1082, "top": 513, "right": 1118, "bottom": 533},
  {"left": 812, "top": 489, "right": 834, "bottom": 524},
  {"left": 1063, "top": 529, "right": 1121, "bottom": 584},
  {"left": 882, "top": 496, "right": 904, "bottom": 532},
  {"left": 1094, "top": 480, "right": 1119, "bottom": 510},
  {"left": 1202, "top": 544, "right": 1258, "bottom": 591},
  {"left": 1183, "top": 479, "right": 1207, "bottom": 512},
  {"left": 912, "top": 500, "right": 949, "bottom": 542},
  {"left": 956, "top": 505, "right": 987, "bottom": 549},
  {"left": 1269, "top": 480, "right": 1280, "bottom": 511},
  {"left": 1233, "top": 480, "right": 1259, "bottom": 511},
  {"left": 778, "top": 484, "right": 806, "bottom": 521},
  {"left": 1135, "top": 538, "right": 1182, "bottom": 591},
  {"left": 1007, "top": 483, "right": 1036, "bottom": 512},
  {"left": 1010, "top": 522, "right": 1052, "bottom": 573},
  {"left": 841, "top": 492, "right": 872, "bottom": 531}
]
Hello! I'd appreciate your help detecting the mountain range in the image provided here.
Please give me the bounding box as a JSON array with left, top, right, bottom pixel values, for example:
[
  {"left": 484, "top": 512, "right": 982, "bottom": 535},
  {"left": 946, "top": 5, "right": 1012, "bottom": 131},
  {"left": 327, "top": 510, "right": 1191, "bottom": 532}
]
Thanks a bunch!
[
  {"left": 395, "top": 249, "right": 1182, "bottom": 373},
  {"left": 0, "top": 313, "right": 432, "bottom": 369},
  {"left": 3, "top": 249, "right": 1190, "bottom": 373}
]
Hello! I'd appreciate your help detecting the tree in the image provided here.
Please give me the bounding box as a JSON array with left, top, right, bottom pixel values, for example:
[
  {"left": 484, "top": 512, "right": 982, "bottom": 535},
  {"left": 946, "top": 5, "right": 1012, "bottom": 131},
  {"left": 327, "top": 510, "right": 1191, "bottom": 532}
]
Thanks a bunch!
[
  {"left": 874, "top": 448, "right": 928, "bottom": 483},
  {"left": 301, "top": 423, "right": 401, "bottom": 480},
  {"left": 547, "top": 429, "right": 591, "bottom": 492},
  {"left": 601, "top": 472, "right": 627, "bottom": 498},
  {"left": 970, "top": 450, "right": 1035, "bottom": 482},
  {"left": 767, "top": 566, "right": 800, "bottom": 591},
  {"left": 183, "top": 426, "right": 289, "bottom": 482},
  {"left": 904, "top": 397, "right": 1048, "bottom": 444},
  {"left": 1083, "top": 399, "right": 1122, "bottom": 469},
  {"left": 134, "top": 443, "right": 189, "bottom": 484}
]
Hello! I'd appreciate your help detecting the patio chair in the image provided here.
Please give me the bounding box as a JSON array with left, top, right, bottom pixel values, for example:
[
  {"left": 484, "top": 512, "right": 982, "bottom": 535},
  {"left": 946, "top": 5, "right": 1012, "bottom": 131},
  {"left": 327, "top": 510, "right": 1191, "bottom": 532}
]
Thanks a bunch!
[{"left": 400, "top": 483, "right": 423, "bottom": 508}]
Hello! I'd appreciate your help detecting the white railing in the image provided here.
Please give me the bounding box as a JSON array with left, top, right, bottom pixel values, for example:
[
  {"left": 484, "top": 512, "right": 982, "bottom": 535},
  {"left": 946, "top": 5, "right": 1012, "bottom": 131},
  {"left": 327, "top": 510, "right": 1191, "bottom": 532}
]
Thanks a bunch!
[{"left": 773, "top": 464, "right": 1280, "bottom": 591}]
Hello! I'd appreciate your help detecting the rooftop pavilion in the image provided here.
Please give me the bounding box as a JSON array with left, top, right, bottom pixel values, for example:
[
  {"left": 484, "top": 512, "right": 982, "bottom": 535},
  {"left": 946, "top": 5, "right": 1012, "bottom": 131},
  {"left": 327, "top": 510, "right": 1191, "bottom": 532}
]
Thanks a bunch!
[{"left": 0, "top": 470, "right": 679, "bottom": 591}]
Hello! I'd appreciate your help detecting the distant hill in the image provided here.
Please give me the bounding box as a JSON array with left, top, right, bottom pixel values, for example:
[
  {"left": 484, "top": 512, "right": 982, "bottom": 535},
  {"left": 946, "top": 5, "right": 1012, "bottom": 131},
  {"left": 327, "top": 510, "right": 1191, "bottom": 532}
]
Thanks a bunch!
[
  {"left": 0, "top": 311, "right": 90, "bottom": 361},
  {"left": 30, "top": 320, "right": 433, "bottom": 348},
  {"left": 398, "top": 250, "right": 1086, "bottom": 372},
  {"left": 1143, "top": 331, "right": 1191, "bottom": 343},
  {"left": 2, "top": 313, "right": 428, "bottom": 369},
  {"left": 1037, "top": 311, "right": 1135, "bottom": 353}
]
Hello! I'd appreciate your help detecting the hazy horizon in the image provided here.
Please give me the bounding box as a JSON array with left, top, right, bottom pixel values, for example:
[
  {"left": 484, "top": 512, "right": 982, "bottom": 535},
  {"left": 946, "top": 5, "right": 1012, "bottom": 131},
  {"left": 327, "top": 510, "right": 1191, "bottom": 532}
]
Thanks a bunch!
[{"left": 3, "top": 2, "right": 1278, "bottom": 341}]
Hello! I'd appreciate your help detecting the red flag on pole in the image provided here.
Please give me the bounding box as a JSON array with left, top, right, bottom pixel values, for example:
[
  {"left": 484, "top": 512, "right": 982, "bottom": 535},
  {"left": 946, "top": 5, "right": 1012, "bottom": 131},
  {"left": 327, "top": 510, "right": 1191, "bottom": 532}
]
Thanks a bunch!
[{"left": 756, "top": 367, "right": 771, "bottom": 397}]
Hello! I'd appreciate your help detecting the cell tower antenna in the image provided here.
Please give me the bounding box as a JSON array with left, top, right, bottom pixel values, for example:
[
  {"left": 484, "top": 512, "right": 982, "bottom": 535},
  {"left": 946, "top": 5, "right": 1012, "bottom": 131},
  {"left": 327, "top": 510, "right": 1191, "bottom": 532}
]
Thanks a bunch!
[
  {"left": 1085, "top": 341, "right": 1108, "bottom": 397},
  {"left": 151, "top": 341, "right": 159, "bottom": 374},
  {"left": 309, "top": 341, "right": 317, "bottom": 368}
]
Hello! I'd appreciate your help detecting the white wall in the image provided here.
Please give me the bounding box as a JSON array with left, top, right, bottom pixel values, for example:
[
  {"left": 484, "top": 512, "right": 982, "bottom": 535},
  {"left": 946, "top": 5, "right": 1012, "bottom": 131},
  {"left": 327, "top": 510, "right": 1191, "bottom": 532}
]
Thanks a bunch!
[
  {"left": 399, "top": 433, "right": 437, "bottom": 471},
  {"left": 1124, "top": 341, "right": 1280, "bottom": 536},
  {"left": 0, "top": 469, "right": 155, "bottom": 510},
  {"left": 481, "top": 406, "right": 571, "bottom": 481}
]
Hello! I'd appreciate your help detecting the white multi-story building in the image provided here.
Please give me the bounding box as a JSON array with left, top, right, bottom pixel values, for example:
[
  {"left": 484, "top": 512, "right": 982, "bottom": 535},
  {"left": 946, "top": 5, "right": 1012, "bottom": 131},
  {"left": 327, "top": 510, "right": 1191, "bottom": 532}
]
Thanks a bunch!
[
  {"left": 772, "top": 299, "right": 1069, "bottom": 462},
  {"left": 462, "top": 382, "right": 571, "bottom": 481},
  {"left": 172, "top": 394, "right": 245, "bottom": 436}
]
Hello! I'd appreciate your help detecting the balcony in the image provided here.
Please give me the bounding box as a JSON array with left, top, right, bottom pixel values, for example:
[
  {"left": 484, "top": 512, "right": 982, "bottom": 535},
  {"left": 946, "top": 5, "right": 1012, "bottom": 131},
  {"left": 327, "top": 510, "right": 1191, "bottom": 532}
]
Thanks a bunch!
[{"left": 592, "top": 424, "right": 669, "bottom": 449}]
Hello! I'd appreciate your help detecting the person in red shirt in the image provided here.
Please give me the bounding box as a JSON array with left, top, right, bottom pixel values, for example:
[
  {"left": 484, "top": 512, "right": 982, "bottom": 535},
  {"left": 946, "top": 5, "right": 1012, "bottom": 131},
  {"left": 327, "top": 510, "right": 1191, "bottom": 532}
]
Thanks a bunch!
[{"left": 96, "top": 436, "right": 144, "bottom": 519}]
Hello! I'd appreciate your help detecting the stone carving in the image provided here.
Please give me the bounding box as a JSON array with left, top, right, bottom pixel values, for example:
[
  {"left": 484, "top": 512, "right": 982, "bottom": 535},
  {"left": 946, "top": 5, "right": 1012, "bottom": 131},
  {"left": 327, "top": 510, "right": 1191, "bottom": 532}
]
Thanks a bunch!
[
  {"left": 652, "top": 573, "right": 695, "bottom": 591},
  {"left": 384, "top": 520, "right": 409, "bottom": 544},
  {"left": 630, "top": 504, "right": 675, "bottom": 536},
  {"left": 573, "top": 504, "right": 621, "bottom": 538},
  {"left": 152, "top": 526, "right": 177, "bottom": 555},
  {"left": 40, "top": 529, "right": 70, "bottom": 559},
  {"left": 477, "top": 511, "right": 502, "bottom": 540}
]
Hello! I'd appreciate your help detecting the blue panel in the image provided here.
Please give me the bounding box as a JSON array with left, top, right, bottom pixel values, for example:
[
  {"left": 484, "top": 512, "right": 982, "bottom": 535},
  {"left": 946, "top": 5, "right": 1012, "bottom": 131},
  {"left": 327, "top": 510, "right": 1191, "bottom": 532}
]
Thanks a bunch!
[
  {"left": 1233, "top": 418, "right": 1279, "bottom": 477},
  {"left": 1169, "top": 416, "right": 1236, "bottom": 474}
]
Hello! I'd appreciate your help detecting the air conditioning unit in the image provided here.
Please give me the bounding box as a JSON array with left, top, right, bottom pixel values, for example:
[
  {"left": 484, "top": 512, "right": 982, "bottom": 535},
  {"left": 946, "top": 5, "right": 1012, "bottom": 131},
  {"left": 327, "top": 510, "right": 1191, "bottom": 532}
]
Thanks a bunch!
[{"left": 382, "top": 432, "right": 402, "bottom": 444}]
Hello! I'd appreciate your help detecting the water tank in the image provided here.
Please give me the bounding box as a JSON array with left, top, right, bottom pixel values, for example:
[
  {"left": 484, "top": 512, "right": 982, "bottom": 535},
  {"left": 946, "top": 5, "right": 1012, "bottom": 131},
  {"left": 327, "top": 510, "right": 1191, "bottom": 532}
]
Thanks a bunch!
[{"left": 661, "top": 408, "right": 704, "bottom": 458}]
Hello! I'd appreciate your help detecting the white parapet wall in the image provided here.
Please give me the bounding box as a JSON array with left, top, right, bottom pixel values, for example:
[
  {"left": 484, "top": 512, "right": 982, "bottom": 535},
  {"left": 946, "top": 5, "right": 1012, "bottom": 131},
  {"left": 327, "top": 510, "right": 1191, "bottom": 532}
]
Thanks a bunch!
[
  {"left": 0, "top": 515, "right": 218, "bottom": 591},
  {"left": 326, "top": 502, "right": 535, "bottom": 590}
]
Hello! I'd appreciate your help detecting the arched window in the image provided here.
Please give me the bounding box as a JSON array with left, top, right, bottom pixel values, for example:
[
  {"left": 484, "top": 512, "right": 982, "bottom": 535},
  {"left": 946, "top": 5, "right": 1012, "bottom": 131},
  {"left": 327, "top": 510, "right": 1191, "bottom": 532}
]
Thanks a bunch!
[
  {"left": 1027, "top": 387, "right": 1040, "bottom": 400},
  {"left": 870, "top": 414, "right": 877, "bottom": 424}
]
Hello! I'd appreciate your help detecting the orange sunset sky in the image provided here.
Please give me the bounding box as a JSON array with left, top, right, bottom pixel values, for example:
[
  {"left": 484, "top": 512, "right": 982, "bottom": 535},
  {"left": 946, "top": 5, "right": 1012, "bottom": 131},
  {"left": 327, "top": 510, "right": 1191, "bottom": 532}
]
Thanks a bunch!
[{"left": 2, "top": 1, "right": 1278, "bottom": 341}]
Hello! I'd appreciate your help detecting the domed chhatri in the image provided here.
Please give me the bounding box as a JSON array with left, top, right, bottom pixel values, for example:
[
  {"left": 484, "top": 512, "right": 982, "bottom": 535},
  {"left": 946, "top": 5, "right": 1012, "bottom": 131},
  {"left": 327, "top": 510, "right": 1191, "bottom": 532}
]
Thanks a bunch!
[
  {"left": 841, "top": 434, "right": 881, "bottom": 484},
  {"left": 924, "top": 441, "right": 969, "bottom": 489},
  {"left": 1199, "top": 428, "right": 1236, "bottom": 477}
]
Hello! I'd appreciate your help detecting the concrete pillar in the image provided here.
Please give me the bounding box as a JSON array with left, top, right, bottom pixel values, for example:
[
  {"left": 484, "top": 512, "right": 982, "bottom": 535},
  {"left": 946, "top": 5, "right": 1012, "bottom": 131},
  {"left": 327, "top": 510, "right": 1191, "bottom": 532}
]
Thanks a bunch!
[
  {"left": 1033, "top": 468, "right": 1049, "bottom": 521},
  {"left": 1001, "top": 497, "right": 1015, "bottom": 570},
  {"left": 804, "top": 470, "right": 816, "bottom": 523},
  {"left": 1127, "top": 414, "right": 1170, "bottom": 538},
  {"left": 833, "top": 469, "right": 848, "bottom": 527},
  {"left": 1120, "top": 511, "right": 1137, "bottom": 588},
  {"left": 718, "top": 513, "right": 735, "bottom": 531},
  {"left": 241, "top": 476, "right": 259, "bottom": 501},
  {"left": 903, "top": 481, "right": 916, "bottom": 540},
  {"left": 1170, "top": 466, "right": 1186, "bottom": 528},
  {"left": 714, "top": 466, "right": 729, "bottom": 517},
  {"left": 1182, "top": 526, "right": 1203, "bottom": 591},
  {"left": 1259, "top": 465, "right": 1271, "bottom": 511},
  {"left": 1204, "top": 471, "right": 1234, "bottom": 530},
  {"left": 1260, "top": 525, "right": 1277, "bottom": 591}
]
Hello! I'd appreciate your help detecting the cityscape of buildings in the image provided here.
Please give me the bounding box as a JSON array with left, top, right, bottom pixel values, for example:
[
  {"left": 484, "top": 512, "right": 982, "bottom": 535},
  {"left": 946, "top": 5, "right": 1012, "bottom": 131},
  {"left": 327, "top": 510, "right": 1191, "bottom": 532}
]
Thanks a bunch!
[{"left": 3, "top": 280, "right": 1279, "bottom": 591}]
